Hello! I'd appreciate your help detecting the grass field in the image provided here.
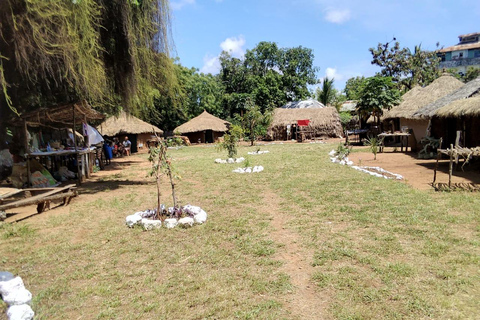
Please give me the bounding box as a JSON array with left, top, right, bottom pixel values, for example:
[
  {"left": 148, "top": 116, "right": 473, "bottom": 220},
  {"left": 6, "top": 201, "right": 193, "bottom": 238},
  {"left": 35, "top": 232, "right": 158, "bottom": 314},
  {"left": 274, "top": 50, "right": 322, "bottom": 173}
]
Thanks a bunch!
[{"left": 1, "top": 142, "right": 479, "bottom": 319}]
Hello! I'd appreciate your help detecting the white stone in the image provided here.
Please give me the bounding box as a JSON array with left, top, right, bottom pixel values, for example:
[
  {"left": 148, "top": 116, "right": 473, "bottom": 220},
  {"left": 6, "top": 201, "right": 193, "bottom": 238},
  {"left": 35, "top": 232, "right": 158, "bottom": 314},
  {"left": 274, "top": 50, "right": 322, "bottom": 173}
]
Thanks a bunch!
[
  {"left": 164, "top": 218, "right": 178, "bottom": 229},
  {"left": 7, "top": 304, "right": 34, "bottom": 320},
  {"left": 235, "top": 157, "right": 245, "bottom": 163},
  {"left": 141, "top": 219, "right": 162, "bottom": 230},
  {"left": 125, "top": 214, "right": 142, "bottom": 227},
  {"left": 0, "top": 277, "right": 31, "bottom": 306},
  {"left": 227, "top": 158, "right": 234, "bottom": 163},
  {"left": 245, "top": 167, "right": 252, "bottom": 173},
  {"left": 3, "top": 287, "right": 32, "bottom": 306},
  {"left": 178, "top": 217, "right": 194, "bottom": 228}
]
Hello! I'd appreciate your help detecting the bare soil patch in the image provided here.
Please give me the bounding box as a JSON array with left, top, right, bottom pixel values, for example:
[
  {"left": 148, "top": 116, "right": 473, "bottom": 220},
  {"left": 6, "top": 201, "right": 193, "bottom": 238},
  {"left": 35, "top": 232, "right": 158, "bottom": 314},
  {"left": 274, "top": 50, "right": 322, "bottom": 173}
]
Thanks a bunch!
[{"left": 347, "top": 147, "right": 480, "bottom": 190}]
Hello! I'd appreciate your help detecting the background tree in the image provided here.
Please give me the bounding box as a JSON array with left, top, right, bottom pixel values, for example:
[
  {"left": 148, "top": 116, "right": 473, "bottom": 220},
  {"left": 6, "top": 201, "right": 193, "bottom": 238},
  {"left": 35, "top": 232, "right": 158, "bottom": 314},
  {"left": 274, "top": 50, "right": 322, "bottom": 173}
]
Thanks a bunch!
[
  {"left": 344, "top": 76, "right": 368, "bottom": 100},
  {"left": 356, "top": 76, "right": 401, "bottom": 124},
  {"left": 369, "top": 40, "right": 440, "bottom": 91},
  {"left": 448, "top": 67, "right": 480, "bottom": 83},
  {"left": 316, "top": 77, "right": 335, "bottom": 106},
  {"left": 219, "top": 42, "right": 318, "bottom": 117}
]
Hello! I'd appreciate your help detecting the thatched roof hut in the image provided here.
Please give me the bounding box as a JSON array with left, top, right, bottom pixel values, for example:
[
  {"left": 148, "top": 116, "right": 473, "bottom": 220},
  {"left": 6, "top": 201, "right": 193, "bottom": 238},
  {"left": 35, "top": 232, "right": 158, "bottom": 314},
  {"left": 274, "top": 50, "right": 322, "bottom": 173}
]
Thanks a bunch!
[
  {"left": 268, "top": 107, "right": 343, "bottom": 140},
  {"left": 384, "top": 74, "right": 464, "bottom": 120},
  {"left": 414, "top": 76, "right": 480, "bottom": 118},
  {"left": 97, "top": 111, "right": 162, "bottom": 136},
  {"left": 97, "top": 111, "right": 163, "bottom": 152},
  {"left": 435, "top": 97, "right": 480, "bottom": 118},
  {"left": 174, "top": 110, "right": 230, "bottom": 143}
]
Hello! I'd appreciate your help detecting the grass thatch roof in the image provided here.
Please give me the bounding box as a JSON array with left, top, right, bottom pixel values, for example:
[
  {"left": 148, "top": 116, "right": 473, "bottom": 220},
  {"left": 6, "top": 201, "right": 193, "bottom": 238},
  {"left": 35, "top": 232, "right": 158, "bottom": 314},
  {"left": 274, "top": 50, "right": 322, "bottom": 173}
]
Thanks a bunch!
[
  {"left": 174, "top": 110, "right": 230, "bottom": 134},
  {"left": 414, "top": 76, "right": 480, "bottom": 118},
  {"left": 97, "top": 111, "right": 163, "bottom": 136},
  {"left": 435, "top": 97, "right": 480, "bottom": 117},
  {"left": 269, "top": 107, "right": 343, "bottom": 137},
  {"left": 384, "top": 74, "right": 464, "bottom": 120}
]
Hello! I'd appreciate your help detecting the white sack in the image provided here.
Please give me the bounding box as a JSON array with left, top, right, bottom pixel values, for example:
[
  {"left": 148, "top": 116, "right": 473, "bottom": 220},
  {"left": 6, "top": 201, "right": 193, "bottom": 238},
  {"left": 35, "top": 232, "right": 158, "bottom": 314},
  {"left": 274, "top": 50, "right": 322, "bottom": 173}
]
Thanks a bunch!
[
  {"left": 178, "top": 217, "right": 194, "bottom": 228},
  {"left": 164, "top": 218, "right": 178, "bottom": 229},
  {"left": 125, "top": 215, "right": 142, "bottom": 227}
]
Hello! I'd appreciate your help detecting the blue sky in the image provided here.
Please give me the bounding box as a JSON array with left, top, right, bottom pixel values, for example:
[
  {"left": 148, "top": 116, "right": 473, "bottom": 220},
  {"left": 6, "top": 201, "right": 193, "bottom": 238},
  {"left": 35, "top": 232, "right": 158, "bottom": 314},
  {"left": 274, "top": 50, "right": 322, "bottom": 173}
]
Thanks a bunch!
[{"left": 170, "top": 0, "right": 480, "bottom": 91}]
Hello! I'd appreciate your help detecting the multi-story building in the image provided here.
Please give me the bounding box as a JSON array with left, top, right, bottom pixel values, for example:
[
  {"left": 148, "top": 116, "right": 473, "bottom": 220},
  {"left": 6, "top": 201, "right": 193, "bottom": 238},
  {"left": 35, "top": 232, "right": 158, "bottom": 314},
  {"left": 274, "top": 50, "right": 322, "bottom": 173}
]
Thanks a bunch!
[{"left": 438, "top": 32, "right": 480, "bottom": 74}]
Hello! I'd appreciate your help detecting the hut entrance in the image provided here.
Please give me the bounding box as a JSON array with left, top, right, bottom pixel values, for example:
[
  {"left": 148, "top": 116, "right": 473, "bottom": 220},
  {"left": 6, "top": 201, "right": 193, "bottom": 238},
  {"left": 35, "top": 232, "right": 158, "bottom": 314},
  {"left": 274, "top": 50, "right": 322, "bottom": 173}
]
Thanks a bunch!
[{"left": 205, "top": 130, "right": 214, "bottom": 143}]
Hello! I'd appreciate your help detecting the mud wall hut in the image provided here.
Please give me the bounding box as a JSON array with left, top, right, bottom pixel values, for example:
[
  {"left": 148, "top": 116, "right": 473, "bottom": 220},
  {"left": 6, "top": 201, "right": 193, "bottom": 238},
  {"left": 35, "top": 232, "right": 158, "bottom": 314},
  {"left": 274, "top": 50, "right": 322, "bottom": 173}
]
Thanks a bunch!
[
  {"left": 97, "top": 111, "right": 163, "bottom": 153},
  {"left": 174, "top": 110, "right": 230, "bottom": 144},
  {"left": 383, "top": 74, "right": 464, "bottom": 149},
  {"left": 268, "top": 107, "right": 343, "bottom": 140}
]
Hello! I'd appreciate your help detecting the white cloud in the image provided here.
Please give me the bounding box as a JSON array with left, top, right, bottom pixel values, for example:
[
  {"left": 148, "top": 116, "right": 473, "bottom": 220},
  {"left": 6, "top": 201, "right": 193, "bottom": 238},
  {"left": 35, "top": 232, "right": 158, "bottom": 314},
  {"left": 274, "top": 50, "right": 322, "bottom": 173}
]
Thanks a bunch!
[
  {"left": 325, "top": 67, "right": 338, "bottom": 80},
  {"left": 220, "top": 35, "right": 246, "bottom": 58},
  {"left": 324, "top": 8, "right": 351, "bottom": 24},
  {"left": 200, "top": 35, "right": 246, "bottom": 74},
  {"left": 200, "top": 55, "right": 220, "bottom": 74},
  {"left": 170, "top": 0, "right": 195, "bottom": 11}
]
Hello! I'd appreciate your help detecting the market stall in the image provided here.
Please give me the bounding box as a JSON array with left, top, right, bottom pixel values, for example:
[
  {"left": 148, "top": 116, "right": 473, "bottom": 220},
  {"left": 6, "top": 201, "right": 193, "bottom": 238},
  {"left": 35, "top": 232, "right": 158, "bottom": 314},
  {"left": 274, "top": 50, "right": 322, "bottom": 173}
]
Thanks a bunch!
[{"left": 17, "top": 100, "right": 105, "bottom": 186}]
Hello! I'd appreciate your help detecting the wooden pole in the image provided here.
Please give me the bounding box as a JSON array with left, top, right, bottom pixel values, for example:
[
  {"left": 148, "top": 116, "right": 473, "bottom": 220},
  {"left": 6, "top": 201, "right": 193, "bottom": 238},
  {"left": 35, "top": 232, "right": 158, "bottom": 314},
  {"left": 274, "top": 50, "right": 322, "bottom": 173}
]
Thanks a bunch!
[
  {"left": 24, "top": 120, "right": 31, "bottom": 187},
  {"left": 448, "top": 144, "right": 453, "bottom": 188},
  {"left": 73, "top": 104, "right": 81, "bottom": 184},
  {"left": 433, "top": 151, "right": 440, "bottom": 184}
]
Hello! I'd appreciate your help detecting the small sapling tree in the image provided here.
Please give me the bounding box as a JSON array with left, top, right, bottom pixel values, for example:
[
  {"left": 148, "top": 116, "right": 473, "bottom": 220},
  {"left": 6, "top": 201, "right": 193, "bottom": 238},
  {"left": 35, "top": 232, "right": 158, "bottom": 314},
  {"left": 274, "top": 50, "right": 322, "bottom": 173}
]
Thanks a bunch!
[
  {"left": 363, "top": 135, "right": 384, "bottom": 160},
  {"left": 217, "top": 124, "right": 243, "bottom": 158}
]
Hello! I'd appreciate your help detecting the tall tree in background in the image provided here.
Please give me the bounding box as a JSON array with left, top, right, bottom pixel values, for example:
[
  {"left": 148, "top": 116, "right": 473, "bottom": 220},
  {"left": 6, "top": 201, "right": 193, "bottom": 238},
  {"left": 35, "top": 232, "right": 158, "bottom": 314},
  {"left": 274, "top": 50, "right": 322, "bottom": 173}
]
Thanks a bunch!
[
  {"left": 219, "top": 42, "right": 318, "bottom": 117},
  {"left": 369, "top": 40, "right": 440, "bottom": 91},
  {"left": 234, "top": 98, "right": 273, "bottom": 146}
]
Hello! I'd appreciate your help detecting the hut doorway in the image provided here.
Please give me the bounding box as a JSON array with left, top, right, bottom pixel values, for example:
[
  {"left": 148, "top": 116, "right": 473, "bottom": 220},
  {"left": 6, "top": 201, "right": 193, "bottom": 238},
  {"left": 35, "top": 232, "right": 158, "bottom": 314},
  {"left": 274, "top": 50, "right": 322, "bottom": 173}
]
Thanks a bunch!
[{"left": 205, "top": 130, "right": 214, "bottom": 143}]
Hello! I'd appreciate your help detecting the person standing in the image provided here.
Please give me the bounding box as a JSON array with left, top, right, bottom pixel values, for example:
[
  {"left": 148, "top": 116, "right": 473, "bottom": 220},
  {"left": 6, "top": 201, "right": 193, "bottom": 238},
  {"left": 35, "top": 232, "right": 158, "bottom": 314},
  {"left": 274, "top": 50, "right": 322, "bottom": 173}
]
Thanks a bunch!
[{"left": 123, "top": 136, "right": 132, "bottom": 156}]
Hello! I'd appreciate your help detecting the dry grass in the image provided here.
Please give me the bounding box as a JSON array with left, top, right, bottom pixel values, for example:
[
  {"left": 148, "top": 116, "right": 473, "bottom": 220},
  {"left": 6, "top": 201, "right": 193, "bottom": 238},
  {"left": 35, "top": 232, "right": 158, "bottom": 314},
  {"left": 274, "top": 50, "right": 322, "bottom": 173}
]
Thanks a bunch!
[{"left": 1, "top": 143, "right": 479, "bottom": 319}]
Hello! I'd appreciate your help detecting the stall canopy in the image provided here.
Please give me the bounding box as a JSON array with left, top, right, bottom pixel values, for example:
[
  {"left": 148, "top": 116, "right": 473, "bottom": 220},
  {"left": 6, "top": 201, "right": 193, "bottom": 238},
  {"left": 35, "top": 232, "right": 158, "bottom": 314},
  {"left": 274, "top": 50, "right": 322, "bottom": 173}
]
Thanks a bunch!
[{"left": 19, "top": 100, "right": 105, "bottom": 128}]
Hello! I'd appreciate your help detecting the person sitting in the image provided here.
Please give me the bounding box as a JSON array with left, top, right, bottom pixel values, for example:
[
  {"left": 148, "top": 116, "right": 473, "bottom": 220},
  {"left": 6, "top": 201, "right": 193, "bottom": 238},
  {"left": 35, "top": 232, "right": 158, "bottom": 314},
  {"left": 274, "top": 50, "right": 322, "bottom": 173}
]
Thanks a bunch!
[{"left": 123, "top": 136, "right": 132, "bottom": 156}]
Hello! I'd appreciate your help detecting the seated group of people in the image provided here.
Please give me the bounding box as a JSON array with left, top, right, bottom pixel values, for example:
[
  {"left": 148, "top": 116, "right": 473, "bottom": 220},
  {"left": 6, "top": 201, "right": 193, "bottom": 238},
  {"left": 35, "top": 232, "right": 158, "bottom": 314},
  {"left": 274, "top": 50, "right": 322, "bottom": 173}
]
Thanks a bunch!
[{"left": 103, "top": 137, "right": 131, "bottom": 164}]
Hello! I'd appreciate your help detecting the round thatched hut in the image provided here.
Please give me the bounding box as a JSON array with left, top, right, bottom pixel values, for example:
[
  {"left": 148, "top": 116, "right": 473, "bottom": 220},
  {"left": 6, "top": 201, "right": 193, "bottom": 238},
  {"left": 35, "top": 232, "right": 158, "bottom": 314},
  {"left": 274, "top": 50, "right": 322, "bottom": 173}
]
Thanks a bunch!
[
  {"left": 97, "top": 111, "right": 163, "bottom": 153},
  {"left": 174, "top": 110, "right": 230, "bottom": 144},
  {"left": 268, "top": 107, "right": 343, "bottom": 140}
]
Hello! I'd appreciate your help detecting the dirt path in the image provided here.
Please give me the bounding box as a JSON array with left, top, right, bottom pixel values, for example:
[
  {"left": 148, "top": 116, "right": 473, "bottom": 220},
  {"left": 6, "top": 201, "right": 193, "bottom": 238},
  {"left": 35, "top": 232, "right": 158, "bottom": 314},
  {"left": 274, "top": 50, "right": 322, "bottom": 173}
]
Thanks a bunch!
[{"left": 262, "top": 189, "right": 331, "bottom": 320}]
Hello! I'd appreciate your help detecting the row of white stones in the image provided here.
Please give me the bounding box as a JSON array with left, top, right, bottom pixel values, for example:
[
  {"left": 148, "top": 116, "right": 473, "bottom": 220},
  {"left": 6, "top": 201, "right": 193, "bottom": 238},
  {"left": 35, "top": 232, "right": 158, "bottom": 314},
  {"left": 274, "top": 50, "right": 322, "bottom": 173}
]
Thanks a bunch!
[
  {"left": 329, "top": 150, "right": 403, "bottom": 180},
  {"left": 0, "top": 273, "right": 34, "bottom": 320}
]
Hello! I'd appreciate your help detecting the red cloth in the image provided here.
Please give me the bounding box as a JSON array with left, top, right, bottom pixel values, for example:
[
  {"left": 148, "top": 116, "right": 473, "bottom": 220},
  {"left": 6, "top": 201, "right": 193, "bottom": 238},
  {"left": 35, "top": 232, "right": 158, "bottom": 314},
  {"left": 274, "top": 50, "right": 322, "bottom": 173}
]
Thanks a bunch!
[{"left": 297, "top": 119, "right": 310, "bottom": 126}]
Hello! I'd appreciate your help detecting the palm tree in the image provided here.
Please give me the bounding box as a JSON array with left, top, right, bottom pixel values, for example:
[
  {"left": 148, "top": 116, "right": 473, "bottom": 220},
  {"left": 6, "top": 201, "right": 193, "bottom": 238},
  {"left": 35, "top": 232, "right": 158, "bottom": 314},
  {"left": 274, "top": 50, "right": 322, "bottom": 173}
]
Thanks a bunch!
[{"left": 317, "top": 77, "right": 335, "bottom": 106}]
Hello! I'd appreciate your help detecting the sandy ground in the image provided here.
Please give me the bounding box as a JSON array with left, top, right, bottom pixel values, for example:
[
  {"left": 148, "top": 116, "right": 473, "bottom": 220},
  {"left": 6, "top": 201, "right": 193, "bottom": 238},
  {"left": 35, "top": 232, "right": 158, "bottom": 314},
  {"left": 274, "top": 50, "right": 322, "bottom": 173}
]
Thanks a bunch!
[{"left": 346, "top": 146, "right": 480, "bottom": 190}]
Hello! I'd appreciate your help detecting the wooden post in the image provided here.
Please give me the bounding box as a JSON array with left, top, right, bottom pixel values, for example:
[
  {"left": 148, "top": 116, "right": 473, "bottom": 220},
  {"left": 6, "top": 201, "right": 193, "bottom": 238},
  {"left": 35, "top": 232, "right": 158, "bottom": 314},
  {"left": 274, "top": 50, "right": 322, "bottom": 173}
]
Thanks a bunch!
[
  {"left": 448, "top": 144, "right": 453, "bottom": 188},
  {"left": 73, "top": 104, "right": 81, "bottom": 184},
  {"left": 24, "top": 120, "right": 31, "bottom": 187},
  {"left": 433, "top": 151, "right": 440, "bottom": 184}
]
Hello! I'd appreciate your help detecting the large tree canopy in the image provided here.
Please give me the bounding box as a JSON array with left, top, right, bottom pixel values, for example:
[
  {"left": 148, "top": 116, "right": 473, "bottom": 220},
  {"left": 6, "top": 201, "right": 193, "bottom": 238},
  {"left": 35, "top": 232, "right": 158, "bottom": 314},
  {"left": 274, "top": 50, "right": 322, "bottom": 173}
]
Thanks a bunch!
[
  {"left": 219, "top": 41, "right": 318, "bottom": 117},
  {"left": 369, "top": 41, "right": 440, "bottom": 91},
  {"left": 0, "top": 0, "right": 174, "bottom": 117}
]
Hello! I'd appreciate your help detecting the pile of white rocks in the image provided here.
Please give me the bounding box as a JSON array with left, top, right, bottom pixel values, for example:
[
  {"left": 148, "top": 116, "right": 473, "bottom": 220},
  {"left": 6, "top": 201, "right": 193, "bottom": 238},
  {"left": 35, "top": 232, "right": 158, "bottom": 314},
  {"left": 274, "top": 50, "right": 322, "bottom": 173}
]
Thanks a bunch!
[
  {"left": 247, "top": 150, "right": 269, "bottom": 155},
  {"left": 232, "top": 166, "right": 264, "bottom": 173},
  {"left": 329, "top": 149, "right": 403, "bottom": 180},
  {"left": 0, "top": 272, "right": 34, "bottom": 320},
  {"left": 215, "top": 157, "right": 245, "bottom": 164},
  {"left": 125, "top": 205, "right": 207, "bottom": 230}
]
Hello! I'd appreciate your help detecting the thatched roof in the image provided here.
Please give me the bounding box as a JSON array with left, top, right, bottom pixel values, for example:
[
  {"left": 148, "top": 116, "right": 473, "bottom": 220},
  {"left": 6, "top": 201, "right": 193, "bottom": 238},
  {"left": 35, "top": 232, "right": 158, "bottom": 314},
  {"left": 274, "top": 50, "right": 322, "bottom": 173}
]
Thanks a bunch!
[
  {"left": 435, "top": 97, "right": 480, "bottom": 117},
  {"left": 269, "top": 107, "right": 343, "bottom": 137},
  {"left": 174, "top": 110, "right": 230, "bottom": 134},
  {"left": 20, "top": 100, "right": 105, "bottom": 128},
  {"left": 282, "top": 99, "right": 325, "bottom": 109},
  {"left": 383, "top": 74, "right": 464, "bottom": 120},
  {"left": 414, "top": 76, "right": 480, "bottom": 118},
  {"left": 97, "top": 111, "right": 163, "bottom": 136}
]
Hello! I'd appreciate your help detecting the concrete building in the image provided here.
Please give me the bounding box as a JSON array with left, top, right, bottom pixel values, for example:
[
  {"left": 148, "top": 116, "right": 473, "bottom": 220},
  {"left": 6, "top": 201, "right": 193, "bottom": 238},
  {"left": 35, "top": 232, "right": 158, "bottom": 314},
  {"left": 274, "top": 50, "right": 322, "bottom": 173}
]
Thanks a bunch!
[{"left": 438, "top": 32, "right": 480, "bottom": 74}]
